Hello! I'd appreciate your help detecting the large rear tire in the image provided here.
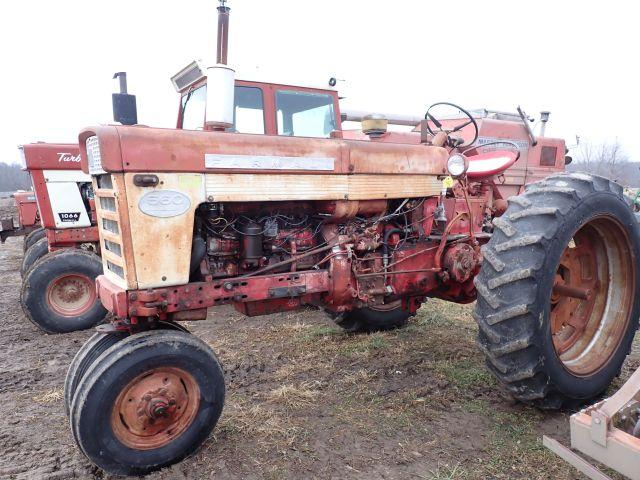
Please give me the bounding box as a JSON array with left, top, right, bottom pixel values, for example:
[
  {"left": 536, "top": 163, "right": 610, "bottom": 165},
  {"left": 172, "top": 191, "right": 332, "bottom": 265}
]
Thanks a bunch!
[
  {"left": 333, "top": 300, "right": 412, "bottom": 333},
  {"left": 20, "top": 236, "right": 48, "bottom": 277},
  {"left": 23, "top": 227, "right": 45, "bottom": 252},
  {"left": 474, "top": 173, "right": 640, "bottom": 409},
  {"left": 70, "top": 330, "right": 225, "bottom": 476},
  {"left": 21, "top": 249, "right": 107, "bottom": 333}
]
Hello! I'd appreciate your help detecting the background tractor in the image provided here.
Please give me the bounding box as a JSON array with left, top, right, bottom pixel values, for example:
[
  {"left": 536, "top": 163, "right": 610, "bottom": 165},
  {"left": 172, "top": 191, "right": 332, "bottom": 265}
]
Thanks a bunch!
[
  {"left": 0, "top": 190, "right": 41, "bottom": 246},
  {"left": 61, "top": 2, "right": 640, "bottom": 475},
  {"left": 18, "top": 142, "right": 106, "bottom": 333}
]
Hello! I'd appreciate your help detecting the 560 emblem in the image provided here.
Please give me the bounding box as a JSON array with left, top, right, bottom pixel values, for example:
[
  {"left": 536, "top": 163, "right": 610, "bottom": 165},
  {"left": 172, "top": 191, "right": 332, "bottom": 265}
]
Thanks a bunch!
[{"left": 138, "top": 190, "right": 191, "bottom": 218}]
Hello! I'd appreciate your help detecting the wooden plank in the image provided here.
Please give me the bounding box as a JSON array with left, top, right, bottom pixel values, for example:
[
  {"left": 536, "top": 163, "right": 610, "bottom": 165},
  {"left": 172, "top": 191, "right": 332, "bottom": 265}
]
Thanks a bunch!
[{"left": 543, "top": 436, "right": 611, "bottom": 480}]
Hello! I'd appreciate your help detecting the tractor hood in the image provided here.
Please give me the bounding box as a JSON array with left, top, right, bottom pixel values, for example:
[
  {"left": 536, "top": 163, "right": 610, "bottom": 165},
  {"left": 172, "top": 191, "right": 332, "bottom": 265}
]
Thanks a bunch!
[{"left": 79, "top": 125, "right": 449, "bottom": 176}]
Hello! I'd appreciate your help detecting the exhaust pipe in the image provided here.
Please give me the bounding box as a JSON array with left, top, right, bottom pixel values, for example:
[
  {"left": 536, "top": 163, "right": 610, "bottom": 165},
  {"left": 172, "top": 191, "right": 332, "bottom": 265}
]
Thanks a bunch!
[
  {"left": 112, "top": 72, "right": 138, "bottom": 125},
  {"left": 539, "top": 111, "right": 551, "bottom": 137},
  {"left": 216, "top": 1, "right": 230, "bottom": 65},
  {"left": 205, "top": 0, "right": 235, "bottom": 130}
]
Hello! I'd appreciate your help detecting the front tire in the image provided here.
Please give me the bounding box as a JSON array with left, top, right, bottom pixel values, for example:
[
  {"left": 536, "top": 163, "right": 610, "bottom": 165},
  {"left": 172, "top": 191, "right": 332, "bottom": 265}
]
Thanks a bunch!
[
  {"left": 70, "top": 330, "right": 225, "bottom": 476},
  {"left": 20, "top": 236, "right": 48, "bottom": 277},
  {"left": 21, "top": 249, "right": 107, "bottom": 333},
  {"left": 474, "top": 173, "right": 640, "bottom": 408},
  {"left": 23, "top": 227, "right": 45, "bottom": 252},
  {"left": 64, "top": 322, "right": 190, "bottom": 416},
  {"left": 333, "top": 300, "right": 411, "bottom": 333}
]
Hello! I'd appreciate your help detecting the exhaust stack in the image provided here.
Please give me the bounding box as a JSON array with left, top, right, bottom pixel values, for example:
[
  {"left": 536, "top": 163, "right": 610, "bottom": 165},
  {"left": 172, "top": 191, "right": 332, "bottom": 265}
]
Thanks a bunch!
[
  {"left": 205, "top": 0, "right": 235, "bottom": 130},
  {"left": 216, "top": 0, "right": 230, "bottom": 65},
  {"left": 539, "top": 111, "right": 551, "bottom": 137}
]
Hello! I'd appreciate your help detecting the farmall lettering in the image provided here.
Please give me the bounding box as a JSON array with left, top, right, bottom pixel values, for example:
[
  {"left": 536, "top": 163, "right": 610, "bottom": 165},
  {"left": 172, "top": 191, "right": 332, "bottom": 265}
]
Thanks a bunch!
[{"left": 57, "top": 152, "right": 81, "bottom": 163}]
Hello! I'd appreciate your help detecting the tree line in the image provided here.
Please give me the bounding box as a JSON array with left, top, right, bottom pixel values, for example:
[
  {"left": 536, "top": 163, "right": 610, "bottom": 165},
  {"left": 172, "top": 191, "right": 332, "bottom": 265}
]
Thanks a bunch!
[
  {"left": 0, "top": 163, "right": 31, "bottom": 192},
  {"left": 566, "top": 140, "right": 640, "bottom": 187}
]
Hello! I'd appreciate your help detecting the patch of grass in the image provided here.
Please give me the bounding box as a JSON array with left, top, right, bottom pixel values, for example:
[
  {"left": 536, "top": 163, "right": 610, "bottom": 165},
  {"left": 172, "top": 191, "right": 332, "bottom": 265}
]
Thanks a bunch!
[
  {"left": 459, "top": 398, "right": 561, "bottom": 479},
  {"left": 340, "top": 368, "right": 378, "bottom": 386},
  {"left": 265, "top": 381, "right": 320, "bottom": 409},
  {"left": 302, "top": 324, "right": 343, "bottom": 340},
  {"left": 436, "top": 359, "right": 496, "bottom": 390},
  {"left": 423, "top": 462, "right": 468, "bottom": 480},
  {"left": 417, "top": 298, "right": 474, "bottom": 329},
  {"left": 216, "top": 399, "right": 306, "bottom": 449},
  {"left": 32, "top": 388, "right": 62, "bottom": 404},
  {"left": 340, "top": 333, "right": 390, "bottom": 356}
]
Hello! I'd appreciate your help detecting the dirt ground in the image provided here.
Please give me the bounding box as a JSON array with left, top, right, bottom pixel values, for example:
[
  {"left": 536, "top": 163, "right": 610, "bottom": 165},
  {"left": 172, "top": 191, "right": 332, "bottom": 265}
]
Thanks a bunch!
[{"left": 0, "top": 204, "right": 636, "bottom": 479}]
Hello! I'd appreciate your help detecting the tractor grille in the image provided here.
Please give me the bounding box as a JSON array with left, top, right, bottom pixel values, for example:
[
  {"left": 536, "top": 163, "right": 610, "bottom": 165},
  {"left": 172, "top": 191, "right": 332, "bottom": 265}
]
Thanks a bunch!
[{"left": 93, "top": 174, "right": 134, "bottom": 288}]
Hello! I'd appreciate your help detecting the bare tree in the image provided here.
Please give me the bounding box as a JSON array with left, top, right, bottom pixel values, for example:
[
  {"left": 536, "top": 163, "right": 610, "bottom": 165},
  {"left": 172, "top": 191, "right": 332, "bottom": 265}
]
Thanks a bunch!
[{"left": 567, "top": 140, "right": 638, "bottom": 185}]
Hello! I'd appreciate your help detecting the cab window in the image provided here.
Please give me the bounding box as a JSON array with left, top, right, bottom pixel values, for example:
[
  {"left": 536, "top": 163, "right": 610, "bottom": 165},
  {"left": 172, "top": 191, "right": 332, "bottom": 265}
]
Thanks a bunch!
[
  {"left": 275, "top": 90, "right": 336, "bottom": 138},
  {"left": 180, "top": 85, "right": 265, "bottom": 134},
  {"left": 232, "top": 87, "right": 264, "bottom": 134},
  {"left": 181, "top": 85, "right": 206, "bottom": 130}
]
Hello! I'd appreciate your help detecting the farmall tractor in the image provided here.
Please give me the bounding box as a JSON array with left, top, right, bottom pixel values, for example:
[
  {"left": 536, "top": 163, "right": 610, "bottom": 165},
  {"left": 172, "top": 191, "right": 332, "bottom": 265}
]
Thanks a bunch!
[
  {"left": 0, "top": 190, "right": 41, "bottom": 246},
  {"left": 15, "top": 143, "right": 108, "bottom": 333},
  {"left": 16, "top": 75, "right": 143, "bottom": 334},
  {"left": 61, "top": 4, "right": 640, "bottom": 475}
]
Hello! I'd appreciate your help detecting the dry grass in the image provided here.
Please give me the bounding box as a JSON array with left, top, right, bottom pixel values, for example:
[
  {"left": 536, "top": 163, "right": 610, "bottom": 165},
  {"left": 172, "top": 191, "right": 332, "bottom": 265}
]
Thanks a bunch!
[
  {"left": 193, "top": 298, "right": 640, "bottom": 478},
  {"left": 265, "top": 381, "right": 320, "bottom": 409},
  {"left": 32, "top": 388, "right": 62, "bottom": 404}
]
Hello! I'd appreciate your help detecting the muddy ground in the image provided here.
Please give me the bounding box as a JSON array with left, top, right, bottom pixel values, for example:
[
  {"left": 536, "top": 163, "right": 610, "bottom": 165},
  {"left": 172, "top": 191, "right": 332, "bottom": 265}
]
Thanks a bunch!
[{"left": 0, "top": 204, "right": 635, "bottom": 479}]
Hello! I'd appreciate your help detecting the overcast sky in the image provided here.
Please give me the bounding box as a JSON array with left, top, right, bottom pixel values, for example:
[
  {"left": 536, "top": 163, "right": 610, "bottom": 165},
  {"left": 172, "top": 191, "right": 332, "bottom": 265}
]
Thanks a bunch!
[{"left": 0, "top": 0, "right": 637, "bottom": 165}]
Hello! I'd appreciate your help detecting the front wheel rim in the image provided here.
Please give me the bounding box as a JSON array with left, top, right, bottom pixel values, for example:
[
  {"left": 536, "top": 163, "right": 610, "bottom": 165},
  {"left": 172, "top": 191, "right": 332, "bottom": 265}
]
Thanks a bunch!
[
  {"left": 46, "top": 274, "right": 96, "bottom": 316},
  {"left": 550, "top": 215, "right": 635, "bottom": 376},
  {"left": 111, "top": 367, "right": 200, "bottom": 450}
]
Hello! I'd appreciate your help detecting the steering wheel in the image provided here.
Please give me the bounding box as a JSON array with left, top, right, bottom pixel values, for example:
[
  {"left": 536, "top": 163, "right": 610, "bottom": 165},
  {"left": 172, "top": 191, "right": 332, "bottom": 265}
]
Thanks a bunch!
[{"left": 424, "top": 102, "right": 479, "bottom": 148}]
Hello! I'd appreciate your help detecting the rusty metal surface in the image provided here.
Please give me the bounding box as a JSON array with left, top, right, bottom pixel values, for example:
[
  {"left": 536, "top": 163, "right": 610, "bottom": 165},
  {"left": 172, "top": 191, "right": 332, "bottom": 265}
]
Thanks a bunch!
[
  {"left": 216, "top": 4, "right": 230, "bottom": 65},
  {"left": 22, "top": 143, "right": 80, "bottom": 171},
  {"left": 551, "top": 217, "right": 635, "bottom": 376},
  {"left": 79, "top": 125, "right": 449, "bottom": 175},
  {"left": 45, "top": 226, "right": 99, "bottom": 248},
  {"left": 45, "top": 273, "right": 96, "bottom": 316},
  {"left": 111, "top": 367, "right": 200, "bottom": 450},
  {"left": 13, "top": 191, "right": 39, "bottom": 227},
  {"left": 95, "top": 275, "right": 129, "bottom": 318}
]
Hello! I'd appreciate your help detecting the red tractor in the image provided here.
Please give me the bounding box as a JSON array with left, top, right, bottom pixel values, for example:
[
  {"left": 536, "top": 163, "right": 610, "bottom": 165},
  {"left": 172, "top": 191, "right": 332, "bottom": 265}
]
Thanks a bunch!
[
  {"left": 0, "top": 190, "right": 41, "bottom": 247},
  {"left": 18, "top": 143, "right": 107, "bottom": 333},
  {"left": 61, "top": 3, "right": 640, "bottom": 475}
]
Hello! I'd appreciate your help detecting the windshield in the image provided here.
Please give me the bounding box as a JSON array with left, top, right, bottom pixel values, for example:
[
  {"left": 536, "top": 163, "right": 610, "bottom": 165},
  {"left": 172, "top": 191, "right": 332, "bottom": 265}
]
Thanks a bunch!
[
  {"left": 276, "top": 90, "right": 336, "bottom": 138},
  {"left": 180, "top": 85, "right": 265, "bottom": 134}
]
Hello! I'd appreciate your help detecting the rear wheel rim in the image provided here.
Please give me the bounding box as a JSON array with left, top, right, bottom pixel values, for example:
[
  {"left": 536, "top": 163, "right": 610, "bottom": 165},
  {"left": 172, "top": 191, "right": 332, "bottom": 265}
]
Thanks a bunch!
[
  {"left": 550, "top": 216, "right": 635, "bottom": 376},
  {"left": 111, "top": 367, "right": 200, "bottom": 450},
  {"left": 46, "top": 274, "right": 96, "bottom": 316}
]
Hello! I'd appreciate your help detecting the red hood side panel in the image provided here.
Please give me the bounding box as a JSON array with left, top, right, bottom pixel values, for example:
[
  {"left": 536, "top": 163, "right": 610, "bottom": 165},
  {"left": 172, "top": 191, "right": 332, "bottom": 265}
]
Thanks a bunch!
[{"left": 22, "top": 143, "right": 80, "bottom": 170}]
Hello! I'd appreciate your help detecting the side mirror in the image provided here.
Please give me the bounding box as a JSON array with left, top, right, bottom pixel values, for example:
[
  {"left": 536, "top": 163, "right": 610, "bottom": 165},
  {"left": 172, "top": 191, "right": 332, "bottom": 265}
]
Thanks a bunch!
[
  {"left": 112, "top": 72, "right": 138, "bottom": 125},
  {"left": 565, "top": 156, "right": 573, "bottom": 165}
]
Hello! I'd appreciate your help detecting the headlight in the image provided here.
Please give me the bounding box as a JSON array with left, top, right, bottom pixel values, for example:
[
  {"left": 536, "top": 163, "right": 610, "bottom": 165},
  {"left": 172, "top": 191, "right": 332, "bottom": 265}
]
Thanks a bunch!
[
  {"left": 446, "top": 153, "right": 468, "bottom": 178},
  {"left": 17, "top": 146, "right": 26, "bottom": 169},
  {"left": 86, "top": 136, "right": 106, "bottom": 175}
]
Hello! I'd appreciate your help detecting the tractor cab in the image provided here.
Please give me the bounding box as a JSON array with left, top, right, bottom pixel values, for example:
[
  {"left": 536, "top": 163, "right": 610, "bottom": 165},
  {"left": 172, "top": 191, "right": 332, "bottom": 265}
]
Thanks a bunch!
[{"left": 172, "top": 60, "right": 341, "bottom": 137}]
